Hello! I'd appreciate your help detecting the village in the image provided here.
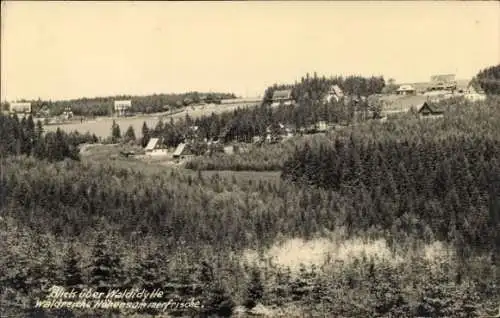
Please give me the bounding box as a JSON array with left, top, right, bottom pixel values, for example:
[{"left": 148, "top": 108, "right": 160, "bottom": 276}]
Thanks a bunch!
[
  {"left": 3, "top": 72, "right": 488, "bottom": 165},
  {"left": 126, "top": 73, "right": 488, "bottom": 163}
]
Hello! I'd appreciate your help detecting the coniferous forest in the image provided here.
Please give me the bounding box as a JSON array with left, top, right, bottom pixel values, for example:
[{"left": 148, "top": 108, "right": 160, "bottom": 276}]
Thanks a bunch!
[{"left": 1, "top": 96, "right": 500, "bottom": 316}]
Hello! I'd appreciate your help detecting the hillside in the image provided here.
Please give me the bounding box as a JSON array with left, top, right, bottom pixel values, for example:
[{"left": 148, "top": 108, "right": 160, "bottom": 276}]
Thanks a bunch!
[{"left": 1, "top": 97, "right": 500, "bottom": 317}]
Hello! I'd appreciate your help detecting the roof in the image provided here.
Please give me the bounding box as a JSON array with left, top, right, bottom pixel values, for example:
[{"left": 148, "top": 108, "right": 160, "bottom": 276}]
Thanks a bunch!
[
  {"left": 173, "top": 143, "right": 186, "bottom": 156},
  {"left": 466, "top": 81, "right": 484, "bottom": 94},
  {"left": 10, "top": 102, "right": 31, "bottom": 106},
  {"left": 272, "top": 89, "right": 293, "bottom": 100},
  {"left": 173, "top": 143, "right": 194, "bottom": 157},
  {"left": 9, "top": 102, "right": 32, "bottom": 113},
  {"left": 418, "top": 102, "right": 444, "bottom": 114},
  {"left": 397, "top": 85, "right": 415, "bottom": 91},
  {"left": 430, "top": 74, "right": 456, "bottom": 83},
  {"left": 114, "top": 100, "right": 132, "bottom": 106},
  {"left": 145, "top": 138, "right": 160, "bottom": 151},
  {"left": 330, "top": 84, "right": 344, "bottom": 96}
]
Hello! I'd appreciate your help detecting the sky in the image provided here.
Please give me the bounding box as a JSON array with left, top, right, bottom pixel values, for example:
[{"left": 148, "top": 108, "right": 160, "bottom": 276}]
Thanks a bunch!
[{"left": 1, "top": 1, "right": 499, "bottom": 101}]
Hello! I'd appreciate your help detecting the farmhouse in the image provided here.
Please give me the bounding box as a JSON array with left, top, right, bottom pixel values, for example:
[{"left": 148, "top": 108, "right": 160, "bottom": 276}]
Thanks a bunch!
[
  {"left": 427, "top": 74, "right": 457, "bottom": 92},
  {"left": 9, "top": 102, "right": 31, "bottom": 113},
  {"left": 462, "top": 82, "right": 486, "bottom": 102},
  {"left": 271, "top": 89, "right": 294, "bottom": 107},
  {"left": 430, "top": 74, "right": 456, "bottom": 83},
  {"left": 144, "top": 137, "right": 168, "bottom": 156},
  {"left": 173, "top": 143, "right": 195, "bottom": 160},
  {"left": 114, "top": 100, "right": 132, "bottom": 117},
  {"left": 396, "top": 85, "right": 416, "bottom": 96},
  {"left": 264, "top": 122, "right": 295, "bottom": 143},
  {"left": 324, "top": 84, "right": 344, "bottom": 103},
  {"left": 417, "top": 102, "right": 444, "bottom": 117},
  {"left": 315, "top": 121, "right": 329, "bottom": 132}
]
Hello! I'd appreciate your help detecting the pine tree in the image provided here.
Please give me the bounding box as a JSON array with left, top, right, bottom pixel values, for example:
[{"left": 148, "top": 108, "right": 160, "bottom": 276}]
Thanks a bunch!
[
  {"left": 141, "top": 121, "right": 150, "bottom": 147},
  {"left": 197, "top": 261, "right": 235, "bottom": 317},
  {"left": 139, "top": 248, "right": 169, "bottom": 291},
  {"left": 124, "top": 125, "right": 136, "bottom": 143},
  {"left": 89, "top": 233, "right": 124, "bottom": 292},
  {"left": 244, "top": 266, "right": 264, "bottom": 309},
  {"left": 202, "top": 282, "right": 235, "bottom": 318},
  {"left": 111, "top": 120, "right": 121, "bottom": 143},
  {"left": 63, "top": 244, "right": 84, "bottom": 288}
]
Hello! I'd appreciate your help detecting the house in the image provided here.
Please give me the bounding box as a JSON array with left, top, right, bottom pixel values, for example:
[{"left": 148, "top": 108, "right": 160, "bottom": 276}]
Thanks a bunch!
[
  {"left": 430, "top": 74, "right": 456, "bottom": 83},
  {"left": 263, "top": 122, "right": 294, "bottom": 143},
  {"left": 417, "top": 102, "right": 444, "bottom": 117},
  {"left": 144, "top": 137, "right": 168, "bottom": 156},
  {"left": 61, "top": 106, "right": 73, "bottom": 120},
  {"left": 114, "top": 100, "right": 132, "bottom": 117},
  {"left": 271, "top": 89, "right": 294, "bottom": 107},
  {"left": 428, "top": 74, "right": 457, "bottom": 92},
  {"left": 252, "top": 136, "right": 263, "bottom": 144},
  {"left": 173, "top": 143, "right": 195, "bottom": 160},
  {"left": 37, "top": 105, "right": 51, "bottom": 117},
  {"left": 9, "top": 102, "right": 31, "bottom": 113},
  {"left": 396, "top": 85, "right": 416, "bottom": 96},
  {"left": 463, "top": 81, "right": 486, "bottom": 102},
  {"left": 223, "top": 145, "right": 235, "bottom": 155},
  {"left": 316, "top": 121, "right": 329, "bottom": 132},
  {"left": 465, "top": 89, "right": 487, "bottom": 102},
  {"left": 324, "top": 84, "right": 344, "bottom": 103}
]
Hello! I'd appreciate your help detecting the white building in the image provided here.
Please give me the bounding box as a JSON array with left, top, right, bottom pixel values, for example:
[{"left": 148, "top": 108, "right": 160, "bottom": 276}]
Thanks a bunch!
[
  {"left": 396, "top": 85, "right": 416, "bottom": 95},
  {"left": 324, "top": 84, "right": 344, "bottom": 103},
  {"left": 114, "top": 100, "right": 132, "bottom": 116},
  {"left": 271, "top": 89, "right": 294, "bottom": 107},
  {"left": 9, "top": 102, "right": 31, "bottom": 113},
  {"left": 465, "top": 92, "right": 487, "bottom": 102}
]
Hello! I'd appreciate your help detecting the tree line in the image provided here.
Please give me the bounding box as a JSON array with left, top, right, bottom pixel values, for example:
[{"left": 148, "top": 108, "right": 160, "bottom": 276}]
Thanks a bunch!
[
  {"left": 262, "top": 73, "right": 385, "bottom": 105},
  {"left": 2, "top": 92, "right": 236, "bottom": 117},
  {"left": 0, "top": 114, "right": 97, "bottom": 162},
  {"left": 474, "top": 64, "right": 500, "bottom": 94}
]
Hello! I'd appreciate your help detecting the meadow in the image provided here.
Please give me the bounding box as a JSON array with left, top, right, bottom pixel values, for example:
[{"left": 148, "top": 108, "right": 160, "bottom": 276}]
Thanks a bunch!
[{"left": 44, "top": 102, "right": 259, "bottom": 138}]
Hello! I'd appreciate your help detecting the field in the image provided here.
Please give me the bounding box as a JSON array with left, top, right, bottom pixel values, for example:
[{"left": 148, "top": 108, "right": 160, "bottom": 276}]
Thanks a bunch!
[
  {"left": 44, "top": 101, "right": 260, "bottom": 138},
  {"left": 379, "top": 94, "right": 429, "bottom": 114},
  {"left": 80, "top": 142, "right": 282, "bottom": 183}
]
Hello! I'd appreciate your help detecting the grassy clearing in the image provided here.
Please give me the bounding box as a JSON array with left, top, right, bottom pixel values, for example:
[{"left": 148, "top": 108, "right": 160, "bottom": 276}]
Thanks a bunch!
[
  {"left": 44, "top": 102, "right": 258, "bottom": 138},
  {"left": 241, "top": 231, "right": 452, "bottom": 274}
]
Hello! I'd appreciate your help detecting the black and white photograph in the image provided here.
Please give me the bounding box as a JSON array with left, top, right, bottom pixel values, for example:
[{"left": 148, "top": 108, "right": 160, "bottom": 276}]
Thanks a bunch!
[{"left": 1, "top": 1, "right": 499, "bottom": 317}]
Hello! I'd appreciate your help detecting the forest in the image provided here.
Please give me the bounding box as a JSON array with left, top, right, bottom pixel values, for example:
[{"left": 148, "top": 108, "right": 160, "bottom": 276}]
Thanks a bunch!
[
  {"left": 0, "top": 114, "right": 98, "bottom": 162},
  {"left": 262, "top": 73, "right": 385, "bottom": 105},
  {"left": 1, "top": 94, "right": 500, "bottom": 316},
  {"left": 474, "top": 64, "right": 500, "bottom": 94}
]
